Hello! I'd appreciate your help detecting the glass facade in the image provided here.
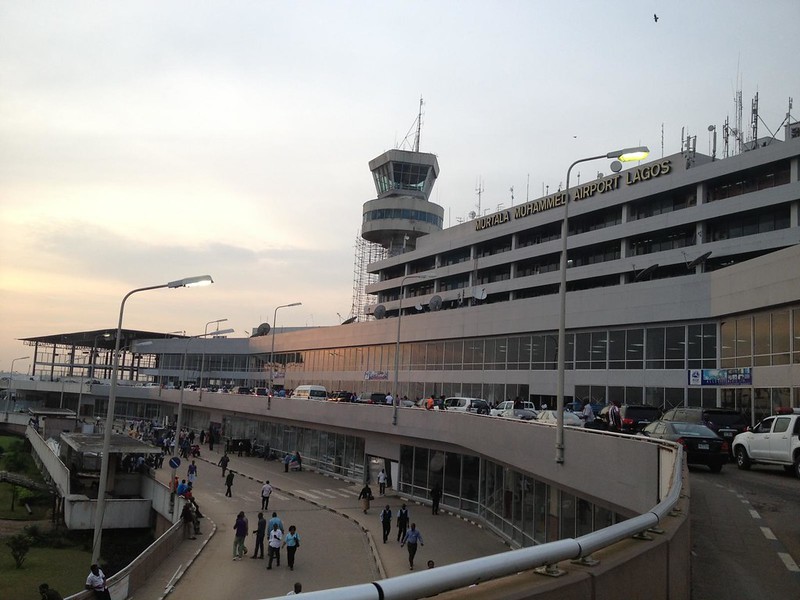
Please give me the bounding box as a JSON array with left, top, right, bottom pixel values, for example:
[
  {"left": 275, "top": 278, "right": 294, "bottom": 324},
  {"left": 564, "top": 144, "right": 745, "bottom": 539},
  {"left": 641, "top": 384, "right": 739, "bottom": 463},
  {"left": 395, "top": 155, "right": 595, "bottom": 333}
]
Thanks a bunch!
[{"left": 364, "top": 208, "right": 443, "bottom": 228}]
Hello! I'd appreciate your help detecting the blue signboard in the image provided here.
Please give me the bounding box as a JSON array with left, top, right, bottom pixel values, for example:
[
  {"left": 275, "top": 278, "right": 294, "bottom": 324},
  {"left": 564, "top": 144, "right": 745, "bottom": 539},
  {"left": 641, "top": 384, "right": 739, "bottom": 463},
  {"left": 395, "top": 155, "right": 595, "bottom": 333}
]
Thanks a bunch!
[
  {"left": 169, "top": 456, "right": 181, "bottom": 469},
  {"left": 687, "top": 368, "right": 752, "bottom": 386}
]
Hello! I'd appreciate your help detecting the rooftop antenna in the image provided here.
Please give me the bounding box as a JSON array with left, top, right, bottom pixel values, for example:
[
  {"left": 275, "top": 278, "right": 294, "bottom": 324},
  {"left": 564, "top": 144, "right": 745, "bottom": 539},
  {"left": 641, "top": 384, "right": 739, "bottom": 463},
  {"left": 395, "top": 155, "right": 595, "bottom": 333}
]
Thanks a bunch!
[
  {"left": 661, "top": 123, "right": 664, "bottom": 157},
  {"left": 750, "top": 91, "right": 759, "bottom": 147},
  {"left": 526, "top": 173, "right": 530, "bottom": 202},
  {"left": 475, "top": 178, "right": 484, "bottom": 217},
  {"left": 708, "top": 125, "right": 717, "bottom": 160},
  {"left": 398, "top": 96, "right": 425, "bottom": 151},
  {"left": 414, "top": 96, "right": 424, "bottom": 153},
  {"left": 509, "top": 186, "right": 514, "bottom": 206}
]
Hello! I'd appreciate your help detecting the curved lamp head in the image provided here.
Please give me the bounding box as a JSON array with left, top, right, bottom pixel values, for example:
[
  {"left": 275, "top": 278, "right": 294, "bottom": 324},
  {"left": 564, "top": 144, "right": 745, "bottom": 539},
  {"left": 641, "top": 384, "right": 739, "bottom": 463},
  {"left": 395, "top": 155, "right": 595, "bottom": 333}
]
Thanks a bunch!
[
  {"left": 608, "top": 146, "right": 650, "bottom": 162},
  {"left": 168, "top": 275, "right": 214, "bottom": 288}
]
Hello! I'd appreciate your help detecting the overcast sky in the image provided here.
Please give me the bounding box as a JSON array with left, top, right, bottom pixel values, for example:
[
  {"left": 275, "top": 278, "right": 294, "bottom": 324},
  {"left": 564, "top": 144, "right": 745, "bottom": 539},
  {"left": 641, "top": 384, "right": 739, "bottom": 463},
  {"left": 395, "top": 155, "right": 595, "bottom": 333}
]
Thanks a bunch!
[{"left": 1, "top": 1, "right": 798, "bottom": 371}]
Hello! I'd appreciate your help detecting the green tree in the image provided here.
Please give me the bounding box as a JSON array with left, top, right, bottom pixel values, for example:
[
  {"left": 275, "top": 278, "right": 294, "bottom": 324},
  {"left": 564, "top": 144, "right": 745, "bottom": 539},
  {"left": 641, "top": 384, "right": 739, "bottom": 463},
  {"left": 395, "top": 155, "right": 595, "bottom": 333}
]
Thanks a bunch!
[
  {"left": 4, "top": 450, "right": 27, "bottom": 472},
  {"left": 6, "top": 533, "right": 32, "bottom": 568}
]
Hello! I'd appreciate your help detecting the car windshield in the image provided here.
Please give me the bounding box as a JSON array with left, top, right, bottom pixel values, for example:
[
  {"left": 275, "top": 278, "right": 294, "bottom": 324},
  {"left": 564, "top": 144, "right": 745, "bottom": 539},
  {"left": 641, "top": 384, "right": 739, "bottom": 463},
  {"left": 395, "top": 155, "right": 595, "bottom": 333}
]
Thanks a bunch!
[
  {"left": 672, "top": 423, "right": 716, "bottom": 437},
  {"left": 626, "top": 407, "right": 661, "bottom": 419},
  {"left": 704, "top": 411, "right": 747, "bottom": 426},
  {"left": 309, "top": 389, "right": 327, "bottom": 398}
]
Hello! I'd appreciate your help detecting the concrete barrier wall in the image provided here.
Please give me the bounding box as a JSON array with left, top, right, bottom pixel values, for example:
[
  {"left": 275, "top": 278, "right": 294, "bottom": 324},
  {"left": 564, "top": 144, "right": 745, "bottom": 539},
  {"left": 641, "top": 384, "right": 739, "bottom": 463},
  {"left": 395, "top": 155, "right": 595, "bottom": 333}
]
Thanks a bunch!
[
  {"left": 65, "top": 520, "right": 184, "bottom": 600},
  {"left": 25, "top": 425, "right": 71, "bottom": 495},
  {"left": 65, "top": 497, "right": 152, "bottom": 530},
  {"left": 427, "top": 467, "right": 691, "bottom": 600},
  {"left": 161, "top": 391, "right": 662, "bottom": 514}
]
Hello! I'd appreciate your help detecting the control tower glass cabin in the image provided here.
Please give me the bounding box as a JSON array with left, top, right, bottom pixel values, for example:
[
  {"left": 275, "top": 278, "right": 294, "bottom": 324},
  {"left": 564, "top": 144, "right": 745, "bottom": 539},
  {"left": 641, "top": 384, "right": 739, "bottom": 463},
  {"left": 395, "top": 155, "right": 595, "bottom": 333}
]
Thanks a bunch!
[{"left": 362, "top": 149, "right": 444, "bottom": 256}]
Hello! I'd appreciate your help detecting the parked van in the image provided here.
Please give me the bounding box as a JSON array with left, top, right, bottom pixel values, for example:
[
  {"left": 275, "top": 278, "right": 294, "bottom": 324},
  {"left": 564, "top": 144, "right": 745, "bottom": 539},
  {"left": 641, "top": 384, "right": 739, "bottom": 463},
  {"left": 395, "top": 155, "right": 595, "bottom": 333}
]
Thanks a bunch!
[{"left": 291, "top": 385, "right": 328, "bottom": 401}]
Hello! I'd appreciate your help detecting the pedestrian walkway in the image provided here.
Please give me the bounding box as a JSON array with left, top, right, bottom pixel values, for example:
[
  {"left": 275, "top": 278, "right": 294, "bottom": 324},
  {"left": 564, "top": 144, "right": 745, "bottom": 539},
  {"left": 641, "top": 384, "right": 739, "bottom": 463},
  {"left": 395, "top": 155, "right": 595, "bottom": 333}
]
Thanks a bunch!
[{"left": 131, "top": 445, "right": 508, "bottom": 599}]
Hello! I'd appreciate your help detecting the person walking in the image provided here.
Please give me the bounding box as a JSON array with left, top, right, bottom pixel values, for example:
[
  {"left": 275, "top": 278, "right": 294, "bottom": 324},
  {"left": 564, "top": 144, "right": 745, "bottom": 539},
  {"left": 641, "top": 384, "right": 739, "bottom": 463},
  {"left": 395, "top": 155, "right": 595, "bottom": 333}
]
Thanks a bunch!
[
  {"left": 377, "top": 468, "right": 387, "bottom": 495},
  {"left": 430, "top": 482, "right": 442, "bottom": 515},
  {"left": 284, "top": 452, "right": 291, "bottom": 472},
  {"left": 608, "top": 399, "right": 622, "bottom": 432},
  {"left": 219, "top": 453, "right": 230, "bottom": 477},
  {"left": 358, "top": 483, "right": 373, "bottom": 514},
  {"left": 379, "top": 505, "right": 392, "bottom": 543},
  {"left": 181, "top": 502, "right": 197, "bottom": 540},
  {"left": 580, "top": 398, "right": 596, "bottom": 427},
  {"left": 251, "top": 512, "right": 266, "bottom": 559},
  {"left": 396, "top": 503, "right": 410, "bottom": 542},
  {"left": 187, "top": 460, "right": 198, "bottom": 485},
  {"left": 401, "top": 523, "right": 424, "bottom": 570},
  {"left": 85, "top": 564, "right": 111, "bottom": 599},
  {"left": 233, "top": 511, "right": 248, "bottom": 560},
  {"left": 268, "top": 511, "right": 284, "bottom": 534},
  {"left": 267, "top": 523, "right": 283, "bottom": 569},
  {"left": 261, "top": 480, "right": 273, "bottom": 510},
  {"left": 283, "top": 524, "right": 300, "bottom": 570},
  {"left": 225, "top": 471, "right": 235, "bottom": 497}
]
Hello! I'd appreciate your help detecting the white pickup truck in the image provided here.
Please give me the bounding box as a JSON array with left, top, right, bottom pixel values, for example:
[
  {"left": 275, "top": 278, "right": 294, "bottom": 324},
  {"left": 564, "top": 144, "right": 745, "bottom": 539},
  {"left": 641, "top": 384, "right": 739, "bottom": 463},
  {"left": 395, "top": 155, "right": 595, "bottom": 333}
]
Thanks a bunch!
[{"left": 731, "top": 408, "right": 800, "bottom": 478}]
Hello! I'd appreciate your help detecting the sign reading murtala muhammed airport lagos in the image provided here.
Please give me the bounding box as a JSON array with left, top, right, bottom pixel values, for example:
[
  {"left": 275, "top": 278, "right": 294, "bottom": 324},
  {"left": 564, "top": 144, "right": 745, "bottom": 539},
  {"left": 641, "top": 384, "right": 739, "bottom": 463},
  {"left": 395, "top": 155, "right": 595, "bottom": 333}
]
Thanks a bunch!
[{"left": 688, "top": 368, "right": 752, "bottom": 386}]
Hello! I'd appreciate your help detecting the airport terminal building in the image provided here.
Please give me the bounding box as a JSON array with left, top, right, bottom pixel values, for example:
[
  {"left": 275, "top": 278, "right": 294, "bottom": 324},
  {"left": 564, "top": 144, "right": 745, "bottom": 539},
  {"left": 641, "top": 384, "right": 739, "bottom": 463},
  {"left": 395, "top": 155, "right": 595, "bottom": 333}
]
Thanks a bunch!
[{"left": 14, "top": 118, "right": 800, "bottom": 426}]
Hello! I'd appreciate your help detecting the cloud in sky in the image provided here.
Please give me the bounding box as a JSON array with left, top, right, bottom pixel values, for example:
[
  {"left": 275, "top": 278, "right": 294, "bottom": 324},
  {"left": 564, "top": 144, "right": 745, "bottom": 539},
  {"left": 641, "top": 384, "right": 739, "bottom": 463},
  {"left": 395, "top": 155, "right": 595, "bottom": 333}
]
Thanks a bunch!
[{"left": 1, "top": 0, "right": 798, "bottom": 368}]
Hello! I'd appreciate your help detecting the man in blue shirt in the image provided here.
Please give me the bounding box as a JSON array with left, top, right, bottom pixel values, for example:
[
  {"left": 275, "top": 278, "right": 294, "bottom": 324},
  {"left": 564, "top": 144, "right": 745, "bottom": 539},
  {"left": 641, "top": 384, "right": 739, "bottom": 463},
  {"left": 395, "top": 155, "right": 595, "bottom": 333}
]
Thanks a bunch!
[
  {"left": 268, "top": 512, "right": 284, "bottom": 534},
  {"left": 400, "top": 523, "right": 424, "bottom": 570}
]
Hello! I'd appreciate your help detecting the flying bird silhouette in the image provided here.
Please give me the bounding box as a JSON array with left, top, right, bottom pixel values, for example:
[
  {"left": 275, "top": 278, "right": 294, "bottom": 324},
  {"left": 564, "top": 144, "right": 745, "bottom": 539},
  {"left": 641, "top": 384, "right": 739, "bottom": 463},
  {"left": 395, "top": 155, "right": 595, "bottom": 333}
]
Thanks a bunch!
[{"left": 654, "top": 13, "right": 659, "bottom": 22}]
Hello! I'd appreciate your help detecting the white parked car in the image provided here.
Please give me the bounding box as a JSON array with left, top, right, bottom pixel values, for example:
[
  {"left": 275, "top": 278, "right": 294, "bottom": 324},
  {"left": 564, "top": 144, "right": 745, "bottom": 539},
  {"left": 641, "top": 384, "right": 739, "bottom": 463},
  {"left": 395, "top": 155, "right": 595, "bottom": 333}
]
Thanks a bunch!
[
  {"left": 443, "top": 397, "right": 491, "bottom": 414},
  {"left": 491, "top": 400, "right": 537, "bottom": 416},
  {"left": 731, "top": 407, "right": 800, "bottom": 478},
  {"left": 535, "top": 410, "right": 584, "bottom": 427}
]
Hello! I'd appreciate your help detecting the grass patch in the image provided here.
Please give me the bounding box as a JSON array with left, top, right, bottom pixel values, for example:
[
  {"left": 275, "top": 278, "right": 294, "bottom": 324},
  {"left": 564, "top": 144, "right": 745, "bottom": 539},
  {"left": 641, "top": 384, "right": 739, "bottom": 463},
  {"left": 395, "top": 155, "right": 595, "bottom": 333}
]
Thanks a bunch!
[
  {"left": 0, "top": 483, "right": 51, "bottom": 520},
  {"left": 0, "top": 542, "right": 92, "bottom": 597}
]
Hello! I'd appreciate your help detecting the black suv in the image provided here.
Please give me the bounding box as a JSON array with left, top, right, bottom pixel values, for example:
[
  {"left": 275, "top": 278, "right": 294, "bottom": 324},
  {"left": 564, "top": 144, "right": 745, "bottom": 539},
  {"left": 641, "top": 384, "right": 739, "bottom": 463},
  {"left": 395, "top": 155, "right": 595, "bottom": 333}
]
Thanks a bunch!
[
  {"left": 329, "top": 390, "right": 354, "bottom": 402},
  {"left": 599, "top": 404, "right": 663, "bottom": 433},
  {"left": 661, "top": 407, "right": 748, "bottom": 445}
]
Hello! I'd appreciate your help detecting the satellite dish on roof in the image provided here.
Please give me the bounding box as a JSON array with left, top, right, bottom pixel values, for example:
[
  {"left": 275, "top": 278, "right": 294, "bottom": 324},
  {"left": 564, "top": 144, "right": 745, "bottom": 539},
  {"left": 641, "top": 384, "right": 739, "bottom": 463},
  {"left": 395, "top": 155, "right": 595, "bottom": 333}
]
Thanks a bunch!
[
  {"left": 415, "top": 303, "right": 424, "bottom": 311},
  {"left": 429, "top": 295, "right": 443, "bottom": 311},
  {"left": 252, "top": 323, "right": 271, "bottom": 337},
  {"left": 473, "top": 287, "right": 487, "bottom": 301},
  {"left": 468, "top": 211, "right": 477, "bottom": 219},
  {"left": 341, "top": 316, "right": 357, "bottom": 325},
  {"left": 634, "top": 264, "right": 659, "bottom": 282},
  {"left": 686, "top": 251, "right": 713, "bottom": 269},
  {"left": 374, "top": 305, "right": 386, "bottom": 320}
]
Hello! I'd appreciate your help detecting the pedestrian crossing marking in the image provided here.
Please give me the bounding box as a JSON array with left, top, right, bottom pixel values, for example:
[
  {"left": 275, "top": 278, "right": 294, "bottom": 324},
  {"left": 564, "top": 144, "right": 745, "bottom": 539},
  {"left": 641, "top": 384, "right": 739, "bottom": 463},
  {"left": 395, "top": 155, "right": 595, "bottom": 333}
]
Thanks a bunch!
[
  {"left": 312, "top": 489, "right": 337, "bottom": 498},
  {"left": 328, "top": 488, "right": 354, "bottom": 498},
  {"left": 296, "top": 489, "right": 321, "bottom": 499}
]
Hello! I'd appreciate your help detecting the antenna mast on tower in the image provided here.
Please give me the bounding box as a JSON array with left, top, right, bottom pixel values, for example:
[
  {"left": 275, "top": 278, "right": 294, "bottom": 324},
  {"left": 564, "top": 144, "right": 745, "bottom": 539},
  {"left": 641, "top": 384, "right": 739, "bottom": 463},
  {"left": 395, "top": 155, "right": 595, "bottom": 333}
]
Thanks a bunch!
[
  {"left": 475, "top": 179, "right": 484, "bottom": 217},
  {"left": 414, "top": 96, "right": 424, "bottom": 152}
]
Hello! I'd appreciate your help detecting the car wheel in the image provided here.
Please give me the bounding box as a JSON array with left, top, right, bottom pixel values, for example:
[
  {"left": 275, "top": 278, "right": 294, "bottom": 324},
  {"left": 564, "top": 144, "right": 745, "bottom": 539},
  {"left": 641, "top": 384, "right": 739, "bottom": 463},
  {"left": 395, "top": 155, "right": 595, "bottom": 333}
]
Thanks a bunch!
[
  {"left": 735, "top": 447, "right": 751, "bottom": 470},
  {"left": 709, "top": 463, "right": 723, "bottom": 474},
  {"left": 794, "top": 456, "right": 800, "bottom": 479}
]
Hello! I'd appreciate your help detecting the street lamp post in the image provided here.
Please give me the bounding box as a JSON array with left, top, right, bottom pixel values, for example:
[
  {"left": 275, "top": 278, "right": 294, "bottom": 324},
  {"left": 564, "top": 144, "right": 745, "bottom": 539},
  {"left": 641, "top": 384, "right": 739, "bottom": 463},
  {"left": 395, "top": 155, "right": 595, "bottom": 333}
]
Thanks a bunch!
[
  {"left": 89, "top": 332, "right": 113, "bottom": 381},
  {"left": 392, "top": 274, "right": 431, "bottom": 426},
  {"left": 5, "top": 356, "right": 30, "bottom": 413},
  {"left": 91, "top": 275, "right": 213, "bottom": 565},
  {"left": 555, "top": 147, "right": 649, "bottom": 464},
  {"left": 198, "top": 319, "right": 227, "bottom": 401},
  {"left": 269, "top": 303, "right": 302, "bottom": 402}
]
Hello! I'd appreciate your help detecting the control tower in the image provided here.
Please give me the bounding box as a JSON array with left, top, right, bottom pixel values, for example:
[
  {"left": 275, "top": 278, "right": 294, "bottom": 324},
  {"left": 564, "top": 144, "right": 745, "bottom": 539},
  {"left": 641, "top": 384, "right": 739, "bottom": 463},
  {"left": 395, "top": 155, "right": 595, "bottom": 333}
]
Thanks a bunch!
[{"left": 361, "top": 148, "right": 444, "bottom": 255}]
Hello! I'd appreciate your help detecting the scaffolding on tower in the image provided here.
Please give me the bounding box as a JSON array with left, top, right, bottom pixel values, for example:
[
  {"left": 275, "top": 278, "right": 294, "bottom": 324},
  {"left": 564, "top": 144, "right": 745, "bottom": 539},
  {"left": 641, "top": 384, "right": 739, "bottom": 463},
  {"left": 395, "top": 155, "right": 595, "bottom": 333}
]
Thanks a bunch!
[{"left": 351, "top": 233, "right": 386, "bottom": 322}]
